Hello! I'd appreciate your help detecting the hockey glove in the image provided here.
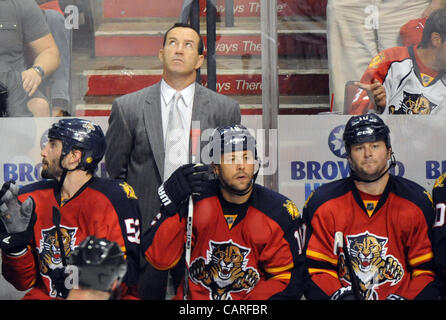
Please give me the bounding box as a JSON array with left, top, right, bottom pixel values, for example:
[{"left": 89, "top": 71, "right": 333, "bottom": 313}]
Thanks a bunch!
[
  {"left": 0, "top": 180, "right": 36, "bottom": 254},
  {"left": 158, "top": 163, "right": 209, "bottom": 216}
]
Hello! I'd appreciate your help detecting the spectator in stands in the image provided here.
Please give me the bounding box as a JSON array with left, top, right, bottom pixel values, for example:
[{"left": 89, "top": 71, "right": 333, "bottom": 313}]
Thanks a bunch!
[
  {"left": 327, "top": 0, "right": 445, "bottom": 113},
  {"left": 0, "top": 0, "right": 60, "bottom": 117},
  {"left": 36, "top": 0, "right": 71, "bottom": 116},
  {"left": 347, "top": 8, "right": 446, "bottom": 115},
  {"left": 104, "top": 22, "right": 241, "bottom": 299}
]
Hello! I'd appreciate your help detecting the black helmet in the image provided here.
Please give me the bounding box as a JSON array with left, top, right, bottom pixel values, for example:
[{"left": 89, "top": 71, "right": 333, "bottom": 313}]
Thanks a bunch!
[
  {"left": 208, "top": 124, "right": 257, "bottom": 164},
  {"left": 343, "top": 114, "right": 391, "bottom": 154},
  {"left": 48, "top": 118, "right": 106, "bottom": 172},
  {"left": 68, "top": 236, "right": 127, "bottom": 293}
]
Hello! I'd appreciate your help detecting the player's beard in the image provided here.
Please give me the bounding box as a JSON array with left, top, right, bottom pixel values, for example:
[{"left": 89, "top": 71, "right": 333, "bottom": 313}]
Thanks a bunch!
[
  {"left": 219, "top": 170, "right": 254, "bottom": 196},
  {"left": 41, "top": 156, "right": 64, "bottom": 180},
  {"left": 350, "top": 158, "right": 389, "bottom": 182}
]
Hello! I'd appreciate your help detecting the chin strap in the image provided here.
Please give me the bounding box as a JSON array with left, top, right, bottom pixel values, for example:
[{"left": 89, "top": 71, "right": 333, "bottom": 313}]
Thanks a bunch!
[
  {"left": 57, "top": 155, "right": 83, "bottom": 196},
  {"left": 350, "top": 153, "right": 396, "bottom": 183}
]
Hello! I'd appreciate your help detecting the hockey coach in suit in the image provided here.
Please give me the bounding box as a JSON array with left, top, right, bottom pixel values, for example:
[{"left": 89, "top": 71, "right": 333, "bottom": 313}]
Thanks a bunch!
[{"left": 105, "top": 22, "right": 241, "bottom": 299}]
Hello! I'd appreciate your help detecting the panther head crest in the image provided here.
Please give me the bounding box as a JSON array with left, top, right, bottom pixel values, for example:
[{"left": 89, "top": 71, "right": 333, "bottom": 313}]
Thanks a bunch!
[
  {"left": 39, "top": 225, "right": 77, "bottom": 298},
  {"left": 189, "top": 240, "right": 259, "bottom": 300}
]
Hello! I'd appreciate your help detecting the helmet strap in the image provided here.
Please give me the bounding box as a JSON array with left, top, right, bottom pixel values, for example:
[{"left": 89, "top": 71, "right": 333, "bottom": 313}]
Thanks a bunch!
[
  {"left": 350, "top": 152, "right": 396, "bottom": 183},
  {"left": 57, "top": 151, "right": 83, "bottom": 190}
]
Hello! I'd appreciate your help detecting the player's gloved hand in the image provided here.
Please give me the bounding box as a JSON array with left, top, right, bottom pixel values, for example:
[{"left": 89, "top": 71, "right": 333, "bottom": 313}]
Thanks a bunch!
[
  {"left": 158, "top": 163, "right": 209, "bottom": 216},
  {"left": 331, "top": 286, "right": 356, "bottom": 300},
  {"left": 386, "top": 293, "right": 406, "bottom": 300},
  {"left": 0, "top": 180, "right": 36, "bottom": 254}
]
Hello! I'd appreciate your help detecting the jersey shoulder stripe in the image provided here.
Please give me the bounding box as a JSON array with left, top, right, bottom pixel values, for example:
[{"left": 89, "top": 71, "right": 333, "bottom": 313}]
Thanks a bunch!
[
  {"left": 250, "top": 184, "right": 300, "bottom": 230},
  {"left": 18, "top": 179, "right": 57, "bottom": 195},
  {"left": 303, "top": 178, "right": 352, "bottom": 214},
  {"left": 389, "top": 175, "right": 434, "bottom": 225},
  {"left": 88, "top": 177, "right": 141, "bottom": 219},
  {"left": 390, "top": 175, "right": 432, "bottom": 207}
]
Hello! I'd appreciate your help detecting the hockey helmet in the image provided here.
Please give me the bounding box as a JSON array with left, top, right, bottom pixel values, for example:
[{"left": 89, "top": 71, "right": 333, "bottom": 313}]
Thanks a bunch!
[
  {"left": 48, "top": 118, "right": 106, "bottom": 172},
  {"left": 68, "top": 236, "right": 127, "bottom": 293},
  {"left": 343, "top": 114, "right": 391, "bottom": 153},
  {"left": 208, "top": 124, "right": 257, "bottom": 164}
]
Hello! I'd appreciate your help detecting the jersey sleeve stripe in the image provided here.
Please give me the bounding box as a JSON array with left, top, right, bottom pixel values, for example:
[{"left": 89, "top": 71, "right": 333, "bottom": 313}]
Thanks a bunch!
[
  {"left": 409, "top": 252, "right": 433, "bottom": 266},
  {"left": 412, "top": 269, "right": 435, "bottom": 277},
  {"left": 308, "top": 268, "right": 338, "bottom": 279},
  {"left": 264, "top": 262, "right": 294, "bottom": 274},
  {"left": 270, "top": 273, "right": 291, "bottom": 280},
  {"left": 306, "top": 249, "right": 338, "bottom": 265}
]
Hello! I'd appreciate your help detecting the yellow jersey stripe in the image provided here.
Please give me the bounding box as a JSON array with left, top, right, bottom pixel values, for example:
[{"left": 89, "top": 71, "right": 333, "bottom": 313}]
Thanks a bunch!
[
  {"left": 412, "top": 270, "right": 435, "bottom": 277},
  {"left": 270, "top": 273, "right": 291, "bottom": 280},
  {"left": 308, "top": 268, "right": 338, "bottom": 279},
  {"left": 306, "top": 249, "right": 338, "bottom": 265},
  {"left": 264, "top": 263, "right": 294, "bottom": 274},
  {"left": 409, "top": 252, "right": 433, "bottom": 266}
]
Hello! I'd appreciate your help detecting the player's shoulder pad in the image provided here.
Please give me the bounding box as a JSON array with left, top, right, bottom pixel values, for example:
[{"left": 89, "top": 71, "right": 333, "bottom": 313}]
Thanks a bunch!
[
  {"left": 89, "top": 177, "right": 139, "bottom": 201},
  {"left": 88, "top": 178, "right": 141, "bottom": 220},
  {"left": 18, "top": 179, "right": 57, "bottom": 195},
  {"left": 302, "top": 178, "right": 352, "bottom": 216},
  {"left": 389, "top": 175, "right": 433, "bottom": 211},
  {"left": 250, "top": 184, "right": 300, "bottom": 228}
]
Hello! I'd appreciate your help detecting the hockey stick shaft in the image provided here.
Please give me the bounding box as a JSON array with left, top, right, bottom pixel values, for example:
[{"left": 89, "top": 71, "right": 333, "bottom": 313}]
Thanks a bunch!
[
  {"left": 184, "top": 127, "right": 201, "bottom": 300},
  {"left": 183, "top": 196, "right": 193, "bottom": 300},
  {"left": 342, "top": 242, "right": 363, "bottom": 300},
  {"left": 334, "top": 231, "right": 363, "bottom": 300}
]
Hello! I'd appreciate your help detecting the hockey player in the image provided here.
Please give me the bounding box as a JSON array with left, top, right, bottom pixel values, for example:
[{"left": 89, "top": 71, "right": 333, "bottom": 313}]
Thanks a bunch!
[
  {"left": 0, "top": 118, "right": 141, "bottom": 299},
  {"left": 66, "top": 236, "right": 128, "bottom": 300},
  {"left": 303, "top": 114, "right": 438, "bottom": 300},
  {"left": 347, "top": 8, "right": 446, "bottom": 115},
  {"left": 142, "top": 124, "right": 304, "bottom": 300}
]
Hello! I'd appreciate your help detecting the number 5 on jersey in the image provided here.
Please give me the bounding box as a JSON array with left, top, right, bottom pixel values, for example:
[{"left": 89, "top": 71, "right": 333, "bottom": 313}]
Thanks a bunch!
[{"left": 125, "top": 218, "right": 140, "bottom": 244}]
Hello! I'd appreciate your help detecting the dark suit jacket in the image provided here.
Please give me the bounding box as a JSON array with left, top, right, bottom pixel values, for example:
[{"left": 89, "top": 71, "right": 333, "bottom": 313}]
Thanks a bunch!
[{"left": 105, "top": 82, "right": 241, "bottom": 232}]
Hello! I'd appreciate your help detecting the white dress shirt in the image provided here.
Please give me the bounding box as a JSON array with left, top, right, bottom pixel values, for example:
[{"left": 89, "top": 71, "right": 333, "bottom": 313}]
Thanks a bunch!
[{"left": 160, "top": 79, "right": 195, "bottom": 157}]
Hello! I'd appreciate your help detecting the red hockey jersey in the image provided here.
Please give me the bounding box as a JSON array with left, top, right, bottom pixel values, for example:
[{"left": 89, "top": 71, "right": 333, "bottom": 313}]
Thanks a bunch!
[
  {"left": 303, "top": 175, "right": 437, "bottom": 300},
  {"left": 347, "top": 46, "right": 446, "bottom": 115},
  {"left": 142, "top": 181, "right": 304, "bottom": 300},
  {"left": 1, "top": 178, "right": 141, "bottom": 300}
]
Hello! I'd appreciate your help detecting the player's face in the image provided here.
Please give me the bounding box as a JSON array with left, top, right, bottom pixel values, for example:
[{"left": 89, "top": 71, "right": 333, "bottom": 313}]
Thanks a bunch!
[
  {"left": 41, "top": 139, "right": 64, "bottom": 179},
  {"left": 348, "top": 140, "right": 391, "bottom": 181},
  {"left": 159, "top": 27, "right": 204, "bottom": 77},
  {"left": 216, "top": 150, "right": 255, "bottom": 193}
]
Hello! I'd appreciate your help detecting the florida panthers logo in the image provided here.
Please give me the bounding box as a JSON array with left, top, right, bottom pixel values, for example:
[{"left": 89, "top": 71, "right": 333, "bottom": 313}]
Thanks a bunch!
[
  {"left": 189, "top": 240, "right": 259, "bottom": 300},
  {"left": 389, "top": 91, "right": 437, "bottom": 114},
  {"left": 338, "top": 231, "right": 403, "bottom": 300},
  {"left": 38, "top": 225, "right": 77, "bottom": 298}
]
